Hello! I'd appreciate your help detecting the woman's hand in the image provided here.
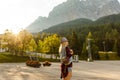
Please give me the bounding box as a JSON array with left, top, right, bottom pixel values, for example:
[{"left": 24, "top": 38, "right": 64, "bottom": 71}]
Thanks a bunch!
[{"left": 70, "top": 49, "right": 74, "bottom": 55}]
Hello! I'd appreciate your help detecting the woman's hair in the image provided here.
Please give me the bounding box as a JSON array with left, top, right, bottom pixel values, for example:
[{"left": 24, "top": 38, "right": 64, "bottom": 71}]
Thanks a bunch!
[
  {"left": 59, "top": 44, "right": 62, "bottom": 54},
  {"left": 59, "top": 37, "right": 68, "bottom": 54}
]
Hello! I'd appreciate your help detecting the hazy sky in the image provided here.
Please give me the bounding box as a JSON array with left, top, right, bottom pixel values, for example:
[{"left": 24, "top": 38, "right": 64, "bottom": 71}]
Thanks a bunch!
[
  {"left": 0, "top": 0, "right": 67, "bottom": 34},
  {"left": 0, "top": 0, "right": 120, "bottom": 34}
]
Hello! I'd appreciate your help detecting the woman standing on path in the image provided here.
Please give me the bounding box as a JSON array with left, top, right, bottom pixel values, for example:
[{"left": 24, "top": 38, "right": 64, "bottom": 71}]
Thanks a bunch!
[{"left": 59, "top": 37, "right": 74, "bottom": 80}]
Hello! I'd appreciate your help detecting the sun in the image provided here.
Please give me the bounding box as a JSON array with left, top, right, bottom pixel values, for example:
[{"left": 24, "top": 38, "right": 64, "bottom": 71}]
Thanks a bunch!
[{"left": 12, "top": 28, "right": 20, "bottom": 35}]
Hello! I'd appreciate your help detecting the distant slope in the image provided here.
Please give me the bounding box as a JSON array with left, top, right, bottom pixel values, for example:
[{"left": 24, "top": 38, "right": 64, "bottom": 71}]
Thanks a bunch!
[
  {"left": 43, "top": 18, "right": 93, "bottom": 34},
  {"left": 43, "top": 13, "right": 120, "bottom": 34},
  {"left": 26, "top": 16, "right": 48, "bottom": 32},
  {"left": 95, "top": 14, "right": 120, "bottom": 24},
  {"left": 26, "top": 0, "right": 120, "bottom": 33}
]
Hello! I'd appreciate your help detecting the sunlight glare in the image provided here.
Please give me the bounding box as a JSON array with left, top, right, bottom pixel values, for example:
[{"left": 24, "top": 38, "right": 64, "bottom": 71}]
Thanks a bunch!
[{"left": 12, "top": 28, "right": 20, "bottom": 35}]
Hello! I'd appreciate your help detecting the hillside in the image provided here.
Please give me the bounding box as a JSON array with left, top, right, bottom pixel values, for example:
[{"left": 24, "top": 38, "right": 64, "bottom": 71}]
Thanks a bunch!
[
  {"left": 26, "top": 0, "right": 120, "bottom": 33},
  {"left": 43, "top": 13, "right": 120, "bottom": 34},
  {"left": 43, "top": 18, "right": 93, "bottom": 34},
  {"left": 95, "top": 14, "right": 120, "bottom": 24}
]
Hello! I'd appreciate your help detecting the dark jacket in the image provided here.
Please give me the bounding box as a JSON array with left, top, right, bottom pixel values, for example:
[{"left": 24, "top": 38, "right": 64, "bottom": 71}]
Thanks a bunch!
[{"left": 61, "top": 46, "right": 73, "bottom": 78}]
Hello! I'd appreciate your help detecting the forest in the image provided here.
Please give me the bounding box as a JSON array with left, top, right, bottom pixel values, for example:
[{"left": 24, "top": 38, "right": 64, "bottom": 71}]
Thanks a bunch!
[
  {"left": 43, "top": 14, "right": 120, "bottom": 60},
  {"left": 0, "top": 14, "right": 120, "bottom": 60}
]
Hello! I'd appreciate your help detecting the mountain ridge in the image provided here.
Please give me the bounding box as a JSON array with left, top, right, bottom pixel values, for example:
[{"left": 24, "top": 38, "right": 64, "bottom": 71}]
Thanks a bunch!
[
  {"left": 26, "top": 0, "right": 120, "bottom": 33},
  {"left": 43, "top": 13, "right": 120, "bottom": 34}
]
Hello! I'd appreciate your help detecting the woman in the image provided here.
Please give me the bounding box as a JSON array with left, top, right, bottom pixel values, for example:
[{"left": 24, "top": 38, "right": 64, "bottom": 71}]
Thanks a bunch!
[{"left": 59, "top": 37, "right": 73, "bottom": 80}]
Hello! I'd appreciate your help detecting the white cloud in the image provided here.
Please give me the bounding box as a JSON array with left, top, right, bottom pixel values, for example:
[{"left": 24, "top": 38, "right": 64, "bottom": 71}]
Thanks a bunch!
[{"left": 118, "top": 0, "right": 120, "bottom": 3}]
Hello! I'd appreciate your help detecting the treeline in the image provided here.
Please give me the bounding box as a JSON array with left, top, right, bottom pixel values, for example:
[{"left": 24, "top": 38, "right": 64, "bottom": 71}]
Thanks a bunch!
[
  {"left": 42, "top": 14, "right": 120, "bottom": 60},
  {"left": 0, "top": 30, "right": 61, "bottom": 57},
  {"left": 1, "top": 14, "right": 120, "bottom": 60}
]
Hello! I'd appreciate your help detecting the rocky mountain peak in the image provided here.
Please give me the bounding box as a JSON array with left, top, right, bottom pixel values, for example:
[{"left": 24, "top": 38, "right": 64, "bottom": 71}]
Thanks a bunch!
[{"left": 26, "top": 0, "right": 120, "bottom": 33}]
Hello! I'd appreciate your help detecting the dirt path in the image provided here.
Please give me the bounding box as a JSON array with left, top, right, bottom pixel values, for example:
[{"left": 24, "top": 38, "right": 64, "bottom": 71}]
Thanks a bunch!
[{"left": 0, "top": 61, "right": 120, "bottom": 80}]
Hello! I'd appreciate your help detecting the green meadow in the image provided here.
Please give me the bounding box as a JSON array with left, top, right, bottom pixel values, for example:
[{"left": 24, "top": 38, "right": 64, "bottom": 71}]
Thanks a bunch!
[{"left": 0, "top": 52, "right": 59, "bottom": 63}]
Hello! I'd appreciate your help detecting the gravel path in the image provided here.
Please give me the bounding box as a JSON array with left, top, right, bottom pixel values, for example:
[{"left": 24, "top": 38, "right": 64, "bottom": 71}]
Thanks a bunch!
[{"left": 0, "top": 61, "right": 120, "bottom": 80}]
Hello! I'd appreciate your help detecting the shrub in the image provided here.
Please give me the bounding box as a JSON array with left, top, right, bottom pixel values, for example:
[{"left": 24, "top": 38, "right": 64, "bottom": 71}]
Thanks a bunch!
[
  {"left": 43, "top": 61, "right": 52, "bottom": 66},
  {"left": 98, "top": 51, "right": 119, "bottom": 60},
  {"left": 26, "top": 60, "right": 41, "bottom": 68}
]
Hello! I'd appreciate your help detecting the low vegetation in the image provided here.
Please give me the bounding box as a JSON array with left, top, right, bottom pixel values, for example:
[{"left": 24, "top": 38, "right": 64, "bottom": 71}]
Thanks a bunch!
[
  {"left": 0, "top": 52, "right": 29, "bottom": 63},
  {"left": 1, "top": 14, "right": 120, "bottom": 61},
  {"left": 0, "top": 52, "right": 59, "bottom": 63}
]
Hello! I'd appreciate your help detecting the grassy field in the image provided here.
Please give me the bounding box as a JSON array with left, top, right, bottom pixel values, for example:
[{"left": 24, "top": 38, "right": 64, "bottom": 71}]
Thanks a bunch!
[
  {"left": 0, "top": 52, "right": 29, "bottom": 63},
  {"left": 0, "top": 52, "right": 59, "bottom": 63}
]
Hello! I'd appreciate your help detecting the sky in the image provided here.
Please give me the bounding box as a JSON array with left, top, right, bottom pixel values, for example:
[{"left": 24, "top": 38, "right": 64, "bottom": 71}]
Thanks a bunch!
[
  {"left": 0, "top": 0, "right": 67, "bottom": 34},
  {"left": 0, "top": 0, "right": 120, "bottom": 34}
]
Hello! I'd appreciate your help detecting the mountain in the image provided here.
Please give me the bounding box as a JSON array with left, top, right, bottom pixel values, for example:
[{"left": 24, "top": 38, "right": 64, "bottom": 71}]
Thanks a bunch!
[
  {"left": 43, "top": 13, "right": 120, "bottom": 34},
  {"left": 26, "top": 0, "right": 120, "bottom": 33},
  {"left": 42, "top": 18, "right": 93, "bottom": 34},
  {"left": 95, "top": 14, "right": 120, "bottom": 24}
]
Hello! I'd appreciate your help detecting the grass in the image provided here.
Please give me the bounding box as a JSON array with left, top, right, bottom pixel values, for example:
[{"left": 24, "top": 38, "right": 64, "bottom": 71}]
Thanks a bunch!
[
  {"left": 38, "top": 58, "right": 60, "bottom": 62},
  {"left": 0, "top": 52, "right": 60, "bottom": 63},
  {"left": 0, "top": 52, "right": 29, "bottom": 63}
]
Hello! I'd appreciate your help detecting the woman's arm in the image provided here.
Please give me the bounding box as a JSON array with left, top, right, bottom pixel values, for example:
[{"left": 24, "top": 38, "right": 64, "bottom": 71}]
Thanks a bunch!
[{"left": 65, "top": 47, "right": 73, "bottom": 58}]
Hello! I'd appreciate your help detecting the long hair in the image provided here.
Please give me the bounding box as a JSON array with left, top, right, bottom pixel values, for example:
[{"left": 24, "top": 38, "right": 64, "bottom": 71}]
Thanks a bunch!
[
  {"left": 59, "top": 44, "right": 62, "bottom": 54},
  {"left": 59, "top": 37, "right": 68, "bottom": 54}
]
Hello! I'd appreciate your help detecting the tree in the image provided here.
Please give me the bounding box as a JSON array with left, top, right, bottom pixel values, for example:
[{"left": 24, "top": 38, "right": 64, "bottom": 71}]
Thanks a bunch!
[
  {"left": 3, "top": 29, "right": 16, "bottom": 54},
  {"left": 87, "top": 32, "right": 93, "bottom": 39},
  {"left": 113, "top": 40, "right": 117, "bottom": 52},
  {"left": 29, "top": 39, "right": 37, "bottom": 52},
  {"left": 86, "top": 32, "right": 99, "bottom": 60},
  {"left": 42, "top": 34, "right": 60, "bottom": 54},
  {"left": 111, "top": 29, "right": 119, "bottom": 52},
  {"left": 69, "top": 31, "right": 80, "bottom": 55},
  {"left": 117, "top": 39, "right": 120, "bottom": 56},
  {"left": 18, "top": 30, "right": 33, "bottom": 55},
  {"left": 37, "top": 34, "right": 60, "bottom": 59},
  {"left": 81, "top": 42, "right": 87, "bottom": 60},
  {"left": 38, "top": 40, "right": 44, "bottom": 53},
  {"left": 105, "top": 29, "right": 119, "bottom": 52},
  {"left": 34, "top": 33, "right": 42, "bottom": 44}
]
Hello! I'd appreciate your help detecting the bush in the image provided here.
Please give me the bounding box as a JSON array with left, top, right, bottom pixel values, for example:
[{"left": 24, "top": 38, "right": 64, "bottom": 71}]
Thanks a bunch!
[
  {"left": 26, "top": 60, "right": 41, "bottom": 68},
  {"left": 43, "top": 61, "right": 52, "bottom": 66},
  {"left": 98, "top": 51, "right": 119, "bottom": 60}
]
